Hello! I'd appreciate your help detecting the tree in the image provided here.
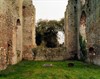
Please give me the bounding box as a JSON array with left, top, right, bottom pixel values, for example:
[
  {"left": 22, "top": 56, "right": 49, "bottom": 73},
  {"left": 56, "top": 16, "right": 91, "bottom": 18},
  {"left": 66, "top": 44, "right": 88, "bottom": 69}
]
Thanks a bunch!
[
  {"left": 44, "top": 26, "right": 58, "bottom": 48},
  {"left": 58, "top": 18, "right": 64, "bottom": 31},
  {"left": 36, "top": 20, "right": 48, "bottom": 46},
  {"left": 36, "top": 18, "right": 64, "bottom": 47}
]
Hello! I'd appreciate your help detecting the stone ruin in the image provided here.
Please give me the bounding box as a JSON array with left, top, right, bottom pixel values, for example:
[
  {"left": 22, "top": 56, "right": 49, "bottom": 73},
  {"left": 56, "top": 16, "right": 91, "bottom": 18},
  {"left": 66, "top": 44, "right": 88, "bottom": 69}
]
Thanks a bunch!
[
  {"left": 0, "top": 0, "right": 36, "bottom": 70},
  {"left": 0, "top": 0, "right": 100, "bottom": 70},
  {"left": 65, "top": 0, "right": 100, "bottom": 65}
]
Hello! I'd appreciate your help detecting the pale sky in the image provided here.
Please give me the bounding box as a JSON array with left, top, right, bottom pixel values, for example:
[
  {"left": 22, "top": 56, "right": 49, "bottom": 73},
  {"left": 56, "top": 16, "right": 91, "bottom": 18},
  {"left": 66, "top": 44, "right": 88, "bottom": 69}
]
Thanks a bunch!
[
  {"left": 57, "top": 31, "right": 65, "bottom": 44},
  {"left": 32, "top": 0, "right": 68, "bottom": 22}
]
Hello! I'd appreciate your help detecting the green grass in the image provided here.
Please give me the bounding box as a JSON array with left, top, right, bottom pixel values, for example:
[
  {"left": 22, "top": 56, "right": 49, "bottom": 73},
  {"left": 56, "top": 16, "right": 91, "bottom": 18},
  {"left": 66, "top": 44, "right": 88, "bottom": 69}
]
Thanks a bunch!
[{"left": 0, "top": 61, "right": 100, "bottom": 79}]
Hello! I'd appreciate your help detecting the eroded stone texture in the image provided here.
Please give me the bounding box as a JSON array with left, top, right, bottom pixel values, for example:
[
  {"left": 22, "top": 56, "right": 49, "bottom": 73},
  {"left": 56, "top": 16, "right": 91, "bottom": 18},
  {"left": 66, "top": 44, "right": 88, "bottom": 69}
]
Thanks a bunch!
[
  {"left": 23, "top": 0, "right": 36, "bottom": 60},
  {"left": 64, "top": 0, "right": 80, "bottom": 58},
  {"left": 65, "top": 0, "right": 100, "bottom": 65},
  {"left": 0, "top": 0, "right": 18, "bottom": 70},
  {"left": 0, "top": 0, "right": 35, "bottom": 70},
  {"left": 32, "top": 47, "right": 69, "bottom": 61}
]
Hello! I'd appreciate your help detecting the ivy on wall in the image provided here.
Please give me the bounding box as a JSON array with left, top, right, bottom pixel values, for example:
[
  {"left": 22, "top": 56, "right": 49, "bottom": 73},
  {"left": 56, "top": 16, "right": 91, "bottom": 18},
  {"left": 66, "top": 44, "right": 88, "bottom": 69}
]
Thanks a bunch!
[{"left": 79, "top": 34, "right": 87, "bottom": 61}]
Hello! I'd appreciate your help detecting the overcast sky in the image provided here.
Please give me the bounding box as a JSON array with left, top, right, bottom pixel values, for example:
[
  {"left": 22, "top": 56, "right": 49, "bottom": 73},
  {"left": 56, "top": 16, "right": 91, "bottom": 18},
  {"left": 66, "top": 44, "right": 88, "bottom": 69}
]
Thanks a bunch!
[{"left": 32, "top": 0, "right": 68, "bottom": 22}]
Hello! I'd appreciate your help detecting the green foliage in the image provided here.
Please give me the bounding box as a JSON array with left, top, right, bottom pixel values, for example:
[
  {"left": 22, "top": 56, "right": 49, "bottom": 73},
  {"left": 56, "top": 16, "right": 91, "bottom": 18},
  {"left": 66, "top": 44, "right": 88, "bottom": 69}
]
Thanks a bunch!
[
  {"left": 36, "top": 32, "right": 42, "bottom": 46},
  {"left": 44, "top": 27, "right": 58, "bottom": 48},
  {"left": 58, "top": 18, "right": 64, "bottom": 31},
  {"left": 79, "top": 34, "right": 87, "bottom": 61},
  {"left": 0, "top": 61, "right": 100, "bottom": 79},
  {"left": 36, "top": 18, "right": 64, "bottom": 47}
]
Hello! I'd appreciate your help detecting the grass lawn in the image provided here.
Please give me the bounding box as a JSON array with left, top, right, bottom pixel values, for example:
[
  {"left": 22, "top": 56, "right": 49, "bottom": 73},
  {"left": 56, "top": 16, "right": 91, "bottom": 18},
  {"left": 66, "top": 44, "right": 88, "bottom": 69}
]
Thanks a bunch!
[{"left": 0, "top": 60, "right": 100, "bottom": 79}]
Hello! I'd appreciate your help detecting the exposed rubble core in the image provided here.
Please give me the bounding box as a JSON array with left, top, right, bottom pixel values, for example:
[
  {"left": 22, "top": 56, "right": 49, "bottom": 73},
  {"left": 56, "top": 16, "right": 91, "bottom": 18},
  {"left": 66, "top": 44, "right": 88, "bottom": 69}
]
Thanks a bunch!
[
  {"left": 65, "top": 0, "right": 100, "bottom": 65},
  {"left": 0, "top": 0, "right": 36, "bottom": 70},
  {"left": 23, "top": 0, "right": 36, "bottom": 60}
]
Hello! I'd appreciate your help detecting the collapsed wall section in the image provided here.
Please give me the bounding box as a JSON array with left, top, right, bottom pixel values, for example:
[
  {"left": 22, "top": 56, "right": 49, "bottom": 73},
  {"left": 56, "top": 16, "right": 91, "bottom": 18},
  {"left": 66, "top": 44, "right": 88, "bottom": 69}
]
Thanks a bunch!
[{"left": 32, "top": 47, "right": 68, "bottom": 61}]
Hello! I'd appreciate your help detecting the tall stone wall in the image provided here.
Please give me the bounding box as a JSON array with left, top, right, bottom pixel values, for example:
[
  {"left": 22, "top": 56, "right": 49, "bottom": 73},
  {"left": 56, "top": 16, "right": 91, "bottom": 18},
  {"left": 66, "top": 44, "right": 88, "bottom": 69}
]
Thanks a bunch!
[
  {"left": 0, "top": 0, "right": 20, "bottom": 70},
  {"left": 15, "top": 0, "right": 23, "bottom": 63},
  {"left": 64, "top": 0, "right": 81, "bottom": 58},
  {"left": 32, "top": 47, "right": 68, "bottom": 61},
  {"left": 0, "top": 0, "right": 8, "bottom": 70},
  {"left": 85, "top": 0, "right": 100, "bottom": 65},
  {"left": 23, "top": 0, "right": 36, "bottom": 60},
  {"left": 0, "top": 0, "right": 36, "bottom": 70},
  {"left": 65, "top": 0, "right": 100, "bottom": 65}
]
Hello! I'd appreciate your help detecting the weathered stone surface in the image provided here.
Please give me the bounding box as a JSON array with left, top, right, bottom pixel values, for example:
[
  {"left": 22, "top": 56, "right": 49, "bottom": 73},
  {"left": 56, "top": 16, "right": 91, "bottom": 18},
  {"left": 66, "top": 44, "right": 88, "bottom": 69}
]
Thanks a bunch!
[
  {"left": 23, "top": 0, "right": 36, "bottom": 60},
  {"left": 65, "top": 0, "right": 100, "bottom": 65},
  {"left": 0, "top": 0, "right": 36, "bottom": 70},
  {"left": 32, "top": 47, "right": 69, "bottom": 61}
]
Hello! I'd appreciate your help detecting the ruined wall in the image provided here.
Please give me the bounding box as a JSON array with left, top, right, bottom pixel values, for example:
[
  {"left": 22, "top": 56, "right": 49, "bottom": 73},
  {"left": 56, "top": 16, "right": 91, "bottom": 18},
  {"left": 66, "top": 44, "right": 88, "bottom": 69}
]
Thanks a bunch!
[
  {"left": 65, "top": 0, "right": 100, "bottom": 65},
  {"left": 23, "top": 0, "right": 36, "bottom": 60},
  {"left": 85, "top": 0, "right": 100, "bottom": 65},
  {"left": 78, "top": 0, "right": 100, "bottom": 65},
  {"left": 15, "top": 0, "right": 23, "bottom": 63},
  {"left": 0, "top": 0, "right": 8, "bottom": 70},
  {"left": 32, "top": 47, "right": 68, "bottom": 61},
  {"left": 5, "top": 0, "right": 24, "bottom": 65},
  {"left": 0, "top": 0, "right": 36, "bottom": 70},
  {"left": 0, "top": 0, "right": 21, "bottom": 70},
  {"left": 65, "top": 0, "right": 81, "bottom": 58}
]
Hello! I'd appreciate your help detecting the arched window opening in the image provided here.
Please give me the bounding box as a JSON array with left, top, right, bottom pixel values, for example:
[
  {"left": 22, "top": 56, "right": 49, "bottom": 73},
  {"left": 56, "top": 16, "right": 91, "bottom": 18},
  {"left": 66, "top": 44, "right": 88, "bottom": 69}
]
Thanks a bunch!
[
  {"left": 80, "top": 11, "right": 86, "bottom": 41},
  {"left": 80, "top": 11, "right": 86, "bottom": 28},
  {"left": 17, "top": 19, "right": 21, "bottom": 26}
]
